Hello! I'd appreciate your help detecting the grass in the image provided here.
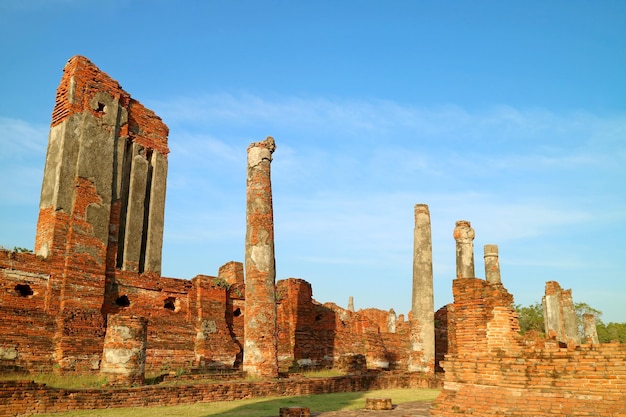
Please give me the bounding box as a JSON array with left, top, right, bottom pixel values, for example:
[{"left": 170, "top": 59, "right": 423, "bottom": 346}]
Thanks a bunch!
[
  {"left": 294, "top": 368, "right": 346, "bottom": 378},
  {"left": 0, "top": 372, "right": 108, "bottom": 389},
  {"left": 33, "top": 387, "right": 440, "bottom": 417},
  {"left": 0, "top": 369, "right": 347, "bottom": 389}
]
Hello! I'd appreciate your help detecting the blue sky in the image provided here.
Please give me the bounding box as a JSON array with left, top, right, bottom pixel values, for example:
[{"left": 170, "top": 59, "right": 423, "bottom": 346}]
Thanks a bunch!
[{"left": 1, "top": 1, "right": 625, "bottom": 322}]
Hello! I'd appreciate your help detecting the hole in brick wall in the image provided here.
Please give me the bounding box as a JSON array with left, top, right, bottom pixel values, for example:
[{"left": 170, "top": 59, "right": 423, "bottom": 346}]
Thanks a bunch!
[
  {"left": 96, "top": 102, "right": 106, "bottom": 113},
  {"left": 115, "top": 295, "right": 130, "bottom": 307},
  {"left": 315, "top": 314, "right": 323, "bottom": 321},
  {"left": 164, "top": 297, "right": 179, "bottom": 312},
  {"left": 233, "top": 308, "right": 242, "bottom": 317},
  {"left": 15, "top": 284, "right": 33, "bottom": 297}
]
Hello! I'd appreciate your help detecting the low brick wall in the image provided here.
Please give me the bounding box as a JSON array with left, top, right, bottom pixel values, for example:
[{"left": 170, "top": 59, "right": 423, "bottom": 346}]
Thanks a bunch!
[
  {"left": 431, "top": 343, "right": 626, "bottom": 417},
  {"left": 0, "top": 372, "right": 441, "bottom": 417},
  {"left": 431, "top": 278, "right": 626, "bottom": 417}
]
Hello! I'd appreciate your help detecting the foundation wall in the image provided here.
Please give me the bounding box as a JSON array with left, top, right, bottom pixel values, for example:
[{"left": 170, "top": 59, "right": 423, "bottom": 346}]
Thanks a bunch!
[
  {"left": 431, "top": 277, "right": 626, "bottom": 416},
  {"left": 0, "top": 373, "right": 441, "bottom": 417}
]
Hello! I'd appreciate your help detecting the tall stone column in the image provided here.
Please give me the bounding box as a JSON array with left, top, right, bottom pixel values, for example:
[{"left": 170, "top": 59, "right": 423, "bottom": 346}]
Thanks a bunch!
[
  {"left": 483, "top": 244, "right": 501, "bottom": 284},
  {"left": 408, "top": 204, "right": 434, "bottom": 373},
  {"left": 243, "top": 137, "right": 278, "bottom": 378},
  {"left": 453, "top": 220, "right": 475, "bottom": 279}
]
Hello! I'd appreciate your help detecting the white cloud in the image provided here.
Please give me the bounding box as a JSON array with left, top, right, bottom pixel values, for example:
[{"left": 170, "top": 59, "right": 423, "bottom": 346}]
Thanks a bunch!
[{"left": 0, "top": 117, "right": 48, "bottom": 157}]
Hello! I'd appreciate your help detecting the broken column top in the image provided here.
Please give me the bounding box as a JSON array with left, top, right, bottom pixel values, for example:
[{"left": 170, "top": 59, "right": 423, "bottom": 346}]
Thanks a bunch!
[
  {"left": 453, "top": 220, "right": 474, "bottom": 240},
  {"left": 247, "top": 136, "right": 276, "bottom": 152},
  {"left": 414, "top": 203, "right": 430, "bottom": 215}
]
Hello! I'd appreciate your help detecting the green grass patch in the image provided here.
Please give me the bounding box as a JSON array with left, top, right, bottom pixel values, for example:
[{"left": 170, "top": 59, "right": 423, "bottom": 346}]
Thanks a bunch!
[
  {"left": 0, "top": 373, "right": 108, "bottom": 389},
  {"left": 299, "top": 368, "right": 345, "bottom": 378},
  {"left": 34, "top": 387, "right": 440, "bottom": 417}
]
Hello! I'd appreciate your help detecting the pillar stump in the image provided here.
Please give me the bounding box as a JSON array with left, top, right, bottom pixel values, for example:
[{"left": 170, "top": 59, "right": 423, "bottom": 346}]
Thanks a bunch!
[
  {"left": 365, "top": 397, "right": 393, "bottom": 410},
  {"left": 279, "top": 407, "right": 311, "bottom": 417},
  {"left": 100, "top": 315, "right": 148, "bottom": 385}
]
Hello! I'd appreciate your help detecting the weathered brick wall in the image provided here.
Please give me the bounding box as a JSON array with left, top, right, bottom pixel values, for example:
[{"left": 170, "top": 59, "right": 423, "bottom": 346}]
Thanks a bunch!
[
  {"left": 0, "top": 372, "right": 441, "bottom": 417},
  {"left": 276, "top": 279, "right": 411, "bottom": 371},
  {"left": 1, "top": 251, "right": 415, "bottom": 377},
  {"left": 431, "top": 277, "right": 626, "bottom": 416},
  {"left": 1, "top": 251, "right": 54, "bottom": 372}
]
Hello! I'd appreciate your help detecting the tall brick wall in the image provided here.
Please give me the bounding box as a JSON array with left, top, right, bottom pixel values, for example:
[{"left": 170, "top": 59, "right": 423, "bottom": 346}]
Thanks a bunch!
[{"left": 431, "top": 277, "right": 626, "bottom": 416}]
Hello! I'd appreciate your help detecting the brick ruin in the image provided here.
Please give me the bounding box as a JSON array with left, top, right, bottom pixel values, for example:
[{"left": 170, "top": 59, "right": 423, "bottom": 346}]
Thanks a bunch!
[
  {"left": 1, "top": 56, "right": 625, "bottom": 416},
  {"left": 0, "top": 56, "right": 424, "bottom": 382},
  {"left": 430, "top": 222, "right": 626, "bottom": 416}
]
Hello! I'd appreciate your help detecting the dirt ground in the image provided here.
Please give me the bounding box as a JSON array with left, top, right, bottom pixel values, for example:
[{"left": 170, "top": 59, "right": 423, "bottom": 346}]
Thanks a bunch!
[{"left": 311, "top": 401, "right": 431, "bottom": 416}]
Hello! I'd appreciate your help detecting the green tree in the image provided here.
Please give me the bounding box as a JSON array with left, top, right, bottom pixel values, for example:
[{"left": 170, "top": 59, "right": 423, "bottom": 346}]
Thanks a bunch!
[
  {"left": 596, "top": 322, "right": 626, "bottom": 343},
  {"left": 574, "top": 302, "right": 603, "bottom": 342},
  {"left": 516, "top": 300, "right": 626, "bottom": 344},
  {"left": 515, "top": 302, "right": 544, "bottom": 335}
]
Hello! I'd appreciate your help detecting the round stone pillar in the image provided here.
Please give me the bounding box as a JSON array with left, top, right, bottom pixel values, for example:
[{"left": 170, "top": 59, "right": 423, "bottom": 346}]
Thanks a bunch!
[
  {"left": 484, "top": 244, "right": 501, "bottom": 284},
  {"left": 100, "top": 315, "right": 148, "bottom": 385},
  {"left": 243, "top": 137, "right": 278, "bottom": 378},
  {"left": 453, "top": 220, "right": 475, "bottom": 279},
  {"left": 408, "top": 204, "right": 435, "bottom": 373}
]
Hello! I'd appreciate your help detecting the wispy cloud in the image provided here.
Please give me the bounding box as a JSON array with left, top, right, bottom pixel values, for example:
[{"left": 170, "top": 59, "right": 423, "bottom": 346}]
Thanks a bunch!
[{"left": 0, "top": 117, "right": 48, "bottom": 158}]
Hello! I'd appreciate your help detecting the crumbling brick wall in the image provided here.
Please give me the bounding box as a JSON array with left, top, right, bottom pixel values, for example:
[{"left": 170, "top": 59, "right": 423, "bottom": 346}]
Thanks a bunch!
[
  {"left": 431, "top": 277, "right": 626, "bottom": 416},
  {"left": 0, "top": 251, "right": 55, "bottom": 372},
  {"left": 275, "top": 278, "right": 411, "bottom": 372}
]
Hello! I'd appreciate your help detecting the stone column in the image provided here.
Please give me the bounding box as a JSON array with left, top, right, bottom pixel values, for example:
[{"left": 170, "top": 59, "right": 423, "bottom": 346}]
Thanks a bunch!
[
  {"left": 387, "top": 308, "right": 397, "bottom": 333},
  {"left": 583, "top": 313, "right": 599, "bottom": 344},
  {"left": 243, "top": 137, "right": 278, "bottom": 378},
  {"left": 408, "top": 204, "right": 435, "bottom": 373},
  {"left": 483, "top": 244, "right": 501, "bottom": 284},
  {"left": 348, "top": 296, "right": 355, "bottom": 312},
  {"left": 453, "top": 220, "right": 475, "bottom": 279}
]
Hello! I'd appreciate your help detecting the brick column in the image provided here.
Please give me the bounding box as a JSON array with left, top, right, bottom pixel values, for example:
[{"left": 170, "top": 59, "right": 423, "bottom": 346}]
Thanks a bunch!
[
  {"left": 243, "top": 137, "right": 278, "bottom": 378},
  {"left": 408, "top": 204, "right": 434, "bottom": 373},
  {"left": 453, "top": 220, "right": 475, "bottom": 279},
  {"left": 483, "top": 244, "right": 501, "bottom": 284},
  {"left": 100, "top": 315, "right": 148, "bottom": 386}
]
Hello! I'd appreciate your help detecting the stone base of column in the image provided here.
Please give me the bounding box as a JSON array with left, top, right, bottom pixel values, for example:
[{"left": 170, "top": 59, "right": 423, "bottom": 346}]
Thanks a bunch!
[
  {"left": 365, "top": 397, "right": 393, "bottom": 410},
  {"left": 279, "top": 407, "right": 310, "bottom": 416}
]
